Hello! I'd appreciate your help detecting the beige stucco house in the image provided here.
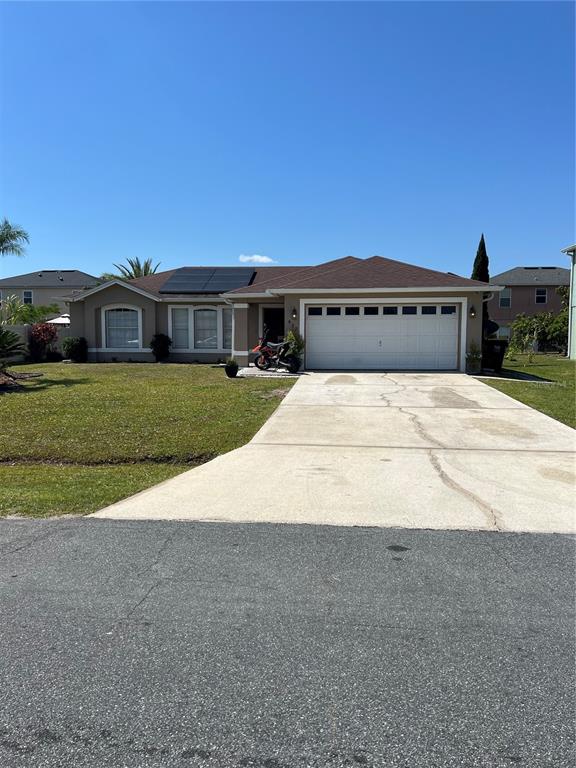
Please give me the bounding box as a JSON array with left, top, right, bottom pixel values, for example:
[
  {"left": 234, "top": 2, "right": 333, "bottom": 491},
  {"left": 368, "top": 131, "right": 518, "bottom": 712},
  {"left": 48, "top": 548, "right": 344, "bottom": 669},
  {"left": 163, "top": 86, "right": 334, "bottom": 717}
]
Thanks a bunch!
[
  {"left": 67, "top": 256, "right": 499, "bottom": 371},
  {"left": 0, "top": 269, "right": 98, "bottom": 314}
]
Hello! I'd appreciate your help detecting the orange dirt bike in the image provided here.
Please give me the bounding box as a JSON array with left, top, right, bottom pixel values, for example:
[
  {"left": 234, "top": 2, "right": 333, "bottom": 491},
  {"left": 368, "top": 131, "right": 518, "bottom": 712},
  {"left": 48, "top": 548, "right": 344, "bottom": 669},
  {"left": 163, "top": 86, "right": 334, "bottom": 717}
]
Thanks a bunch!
[{"left": 252, "top": 330, "right": 300, "bottom": 374}]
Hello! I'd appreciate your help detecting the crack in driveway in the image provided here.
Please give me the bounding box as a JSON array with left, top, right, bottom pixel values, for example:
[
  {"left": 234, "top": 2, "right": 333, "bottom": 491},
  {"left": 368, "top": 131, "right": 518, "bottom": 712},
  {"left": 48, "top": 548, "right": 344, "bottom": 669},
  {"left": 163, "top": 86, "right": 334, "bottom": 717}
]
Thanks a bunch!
[
  {"left": 428, "top": 450, "right": 504, "bottom": 531},
  {"left": 397, "top": 407, "right": 445, "bottom": 448}
]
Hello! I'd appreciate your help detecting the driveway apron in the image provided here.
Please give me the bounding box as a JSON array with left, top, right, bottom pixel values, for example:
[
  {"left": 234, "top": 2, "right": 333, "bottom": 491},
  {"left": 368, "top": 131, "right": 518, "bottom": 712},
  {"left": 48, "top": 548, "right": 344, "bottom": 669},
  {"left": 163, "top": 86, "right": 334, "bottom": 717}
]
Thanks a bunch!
[{"left": 91, "top": 372, "right": 575, "bottom": 532}]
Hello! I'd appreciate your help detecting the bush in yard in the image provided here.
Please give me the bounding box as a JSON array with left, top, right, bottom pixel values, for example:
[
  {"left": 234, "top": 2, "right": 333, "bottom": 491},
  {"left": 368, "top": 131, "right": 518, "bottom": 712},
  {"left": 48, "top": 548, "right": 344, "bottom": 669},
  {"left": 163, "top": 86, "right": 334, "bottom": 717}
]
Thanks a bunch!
[
  {"left": 225, "top": 358, "right": 239, "bottom": 378},
  {"left": 29, "top": 323, "right": 58, "bottom": 362},
  {"left": 62, "top": 336, "right": 88, "bottom": 363},
  {"left": 150, "top": 333, "right": 172, "bottom": 362},
  {"left": 0, "top": 328, "right": 27, "bottom": 371},
  {"left": 509, "top": 312, "right": 568, "bottom": 358}
]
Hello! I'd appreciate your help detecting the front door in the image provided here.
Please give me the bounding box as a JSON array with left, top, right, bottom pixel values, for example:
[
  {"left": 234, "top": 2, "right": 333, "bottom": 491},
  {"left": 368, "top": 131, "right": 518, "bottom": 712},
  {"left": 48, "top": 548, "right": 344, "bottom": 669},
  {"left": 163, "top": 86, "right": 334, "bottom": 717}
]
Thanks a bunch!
[{"left": 262, "top": 307, "right": 285, "bottom": 343}]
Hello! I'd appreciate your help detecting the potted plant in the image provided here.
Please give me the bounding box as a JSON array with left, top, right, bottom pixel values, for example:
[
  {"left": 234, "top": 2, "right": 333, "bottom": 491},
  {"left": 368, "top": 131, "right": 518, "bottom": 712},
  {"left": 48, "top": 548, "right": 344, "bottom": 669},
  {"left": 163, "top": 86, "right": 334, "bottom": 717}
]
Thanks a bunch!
[
  {"left": 149, "top": 333, "right": 172, "bottom": 362},
  {"left": 224, "top": 357, "right": 239, "bottom": 378},
  {"left": 466, "top": 341, "right": 482, "bottom": 373}
]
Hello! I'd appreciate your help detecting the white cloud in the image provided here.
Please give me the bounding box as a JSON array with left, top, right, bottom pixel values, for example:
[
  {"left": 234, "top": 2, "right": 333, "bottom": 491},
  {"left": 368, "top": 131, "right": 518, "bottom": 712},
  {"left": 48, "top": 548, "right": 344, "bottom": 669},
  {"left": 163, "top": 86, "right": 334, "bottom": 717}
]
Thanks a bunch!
[{"left": 239, "top": 254, "right": 278, "bottom": 265}]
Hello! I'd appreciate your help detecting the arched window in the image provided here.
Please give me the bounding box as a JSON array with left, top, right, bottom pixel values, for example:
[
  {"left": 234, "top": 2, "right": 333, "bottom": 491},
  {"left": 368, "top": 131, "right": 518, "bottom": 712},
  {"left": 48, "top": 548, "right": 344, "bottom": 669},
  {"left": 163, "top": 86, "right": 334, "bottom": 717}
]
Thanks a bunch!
[{"left": 104, "top": 306, "right": 141, "bottom": 348}]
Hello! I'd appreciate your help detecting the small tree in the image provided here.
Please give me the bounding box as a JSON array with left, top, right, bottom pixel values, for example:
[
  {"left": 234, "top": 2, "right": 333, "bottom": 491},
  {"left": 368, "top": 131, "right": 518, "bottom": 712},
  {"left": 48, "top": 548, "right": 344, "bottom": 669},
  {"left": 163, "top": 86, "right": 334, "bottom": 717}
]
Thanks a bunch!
[
  {"left": 471, "top": 233, "right": 497, "bottom": 340},
  {"left": 29, "top": 322, "right": 58, "bottom": 362},
  {"left": 471, "top": 233, "right": 490, "bottom": 283}
]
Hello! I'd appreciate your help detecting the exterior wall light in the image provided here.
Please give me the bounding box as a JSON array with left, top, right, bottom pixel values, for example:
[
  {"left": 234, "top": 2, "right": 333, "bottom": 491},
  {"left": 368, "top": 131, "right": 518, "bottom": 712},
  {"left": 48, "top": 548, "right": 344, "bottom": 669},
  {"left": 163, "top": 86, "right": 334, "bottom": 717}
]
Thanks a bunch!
[
  {"left": 291, "top": 307, "right": 297, "bottom": 320},
  {"left": 469, "top": 305, "right": 477, "bottom": 318}
]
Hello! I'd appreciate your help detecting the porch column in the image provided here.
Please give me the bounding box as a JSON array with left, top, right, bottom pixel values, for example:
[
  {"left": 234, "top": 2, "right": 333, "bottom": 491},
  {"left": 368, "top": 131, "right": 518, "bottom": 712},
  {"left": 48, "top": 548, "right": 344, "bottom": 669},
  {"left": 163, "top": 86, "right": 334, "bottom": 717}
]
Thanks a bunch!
[{"left": 231, "top": 303, "right": 250, "bottom": 367}]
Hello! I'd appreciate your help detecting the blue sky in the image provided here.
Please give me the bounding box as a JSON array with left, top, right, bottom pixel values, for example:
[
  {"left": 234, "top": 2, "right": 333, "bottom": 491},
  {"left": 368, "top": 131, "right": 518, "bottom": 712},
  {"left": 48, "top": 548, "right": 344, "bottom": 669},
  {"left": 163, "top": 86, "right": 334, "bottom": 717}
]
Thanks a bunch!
[{"left": 0, "top": 1, "right": 574, "bottom": 280}]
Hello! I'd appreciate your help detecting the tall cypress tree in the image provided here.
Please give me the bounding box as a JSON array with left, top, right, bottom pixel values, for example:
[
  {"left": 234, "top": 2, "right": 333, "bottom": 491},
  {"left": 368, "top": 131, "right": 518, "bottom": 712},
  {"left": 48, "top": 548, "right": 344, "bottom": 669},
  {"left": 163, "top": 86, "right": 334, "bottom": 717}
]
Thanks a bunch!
[{"left": 471, "top": 233, "right": 490, "bottom": 283}]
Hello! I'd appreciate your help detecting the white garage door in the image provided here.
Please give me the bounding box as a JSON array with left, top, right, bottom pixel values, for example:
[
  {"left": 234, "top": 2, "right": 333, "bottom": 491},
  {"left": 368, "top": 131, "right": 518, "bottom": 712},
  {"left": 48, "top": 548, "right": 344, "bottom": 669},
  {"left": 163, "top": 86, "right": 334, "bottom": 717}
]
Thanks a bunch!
[{"left": 305, "top": 303, "right": 460, "bottom": 370}]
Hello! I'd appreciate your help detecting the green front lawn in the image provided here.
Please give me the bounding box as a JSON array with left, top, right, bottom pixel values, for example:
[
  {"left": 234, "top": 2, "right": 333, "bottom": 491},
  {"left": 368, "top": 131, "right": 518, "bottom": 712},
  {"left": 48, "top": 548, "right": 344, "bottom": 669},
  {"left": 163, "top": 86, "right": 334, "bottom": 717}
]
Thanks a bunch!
[
  {"left": 482, "top": 353, "right": 575, "bottom": 428},
  {"left": 0, "top": 363, "right": 293, "bottom": 517}
]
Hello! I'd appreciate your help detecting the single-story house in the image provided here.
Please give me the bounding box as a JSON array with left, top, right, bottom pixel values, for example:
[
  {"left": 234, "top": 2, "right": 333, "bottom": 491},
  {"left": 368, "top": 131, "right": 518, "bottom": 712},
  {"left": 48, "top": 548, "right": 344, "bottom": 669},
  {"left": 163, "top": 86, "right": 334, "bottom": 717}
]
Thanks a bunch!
[
  {"left": 0, "top": 269, "right": 99, "bottom": 314},
  {"left": 67, "top": 255, "right": 501, "bottom": 371}
]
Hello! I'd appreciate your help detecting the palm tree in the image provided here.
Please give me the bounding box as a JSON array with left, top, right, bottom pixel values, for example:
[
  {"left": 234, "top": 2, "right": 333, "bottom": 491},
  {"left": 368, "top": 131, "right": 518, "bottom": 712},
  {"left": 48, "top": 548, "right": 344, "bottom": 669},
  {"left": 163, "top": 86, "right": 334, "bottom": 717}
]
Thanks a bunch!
[
  {"left": 112, "top": 257, "right": 160, "bottom": 279},
  {"left": 0, "top": 219, "right": 29, "bottom": 257}
]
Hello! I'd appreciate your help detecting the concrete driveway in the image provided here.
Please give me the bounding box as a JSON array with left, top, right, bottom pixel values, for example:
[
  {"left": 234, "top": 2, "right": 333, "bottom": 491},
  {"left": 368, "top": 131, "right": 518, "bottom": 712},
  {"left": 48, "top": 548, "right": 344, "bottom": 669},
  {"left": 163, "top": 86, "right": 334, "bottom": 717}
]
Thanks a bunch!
[{"left": 92, "top": 372, "right": 576, "bottom": 532}]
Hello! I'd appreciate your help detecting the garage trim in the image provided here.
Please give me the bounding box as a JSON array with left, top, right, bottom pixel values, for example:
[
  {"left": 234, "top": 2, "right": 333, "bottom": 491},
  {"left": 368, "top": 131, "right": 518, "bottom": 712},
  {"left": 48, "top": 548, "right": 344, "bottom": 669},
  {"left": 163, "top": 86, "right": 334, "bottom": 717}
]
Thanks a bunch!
[{"left": 298, "top": 296, "right": 468, "bottom": 372}]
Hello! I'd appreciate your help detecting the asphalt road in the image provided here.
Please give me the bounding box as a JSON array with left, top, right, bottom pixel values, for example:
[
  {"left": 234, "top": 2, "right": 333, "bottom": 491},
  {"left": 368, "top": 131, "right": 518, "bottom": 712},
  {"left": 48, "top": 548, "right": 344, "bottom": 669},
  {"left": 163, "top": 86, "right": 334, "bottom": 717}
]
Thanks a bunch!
[{"left": 0, "top": 519, "right": 574, "bottom": 768}]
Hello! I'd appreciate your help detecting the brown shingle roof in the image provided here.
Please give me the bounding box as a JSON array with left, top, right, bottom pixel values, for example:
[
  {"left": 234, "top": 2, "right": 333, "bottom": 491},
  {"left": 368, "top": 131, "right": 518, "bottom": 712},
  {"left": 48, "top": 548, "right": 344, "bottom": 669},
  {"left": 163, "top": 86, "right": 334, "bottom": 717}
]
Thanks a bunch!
[
  {"left": 227, "top": 255, "right": 489, "bottom": 294},
  {"left": 128, "top": 270, "right": 178, "bottom": 296},
  {"left": 122, "top": 255, "right": 489, "bottom": 299}
]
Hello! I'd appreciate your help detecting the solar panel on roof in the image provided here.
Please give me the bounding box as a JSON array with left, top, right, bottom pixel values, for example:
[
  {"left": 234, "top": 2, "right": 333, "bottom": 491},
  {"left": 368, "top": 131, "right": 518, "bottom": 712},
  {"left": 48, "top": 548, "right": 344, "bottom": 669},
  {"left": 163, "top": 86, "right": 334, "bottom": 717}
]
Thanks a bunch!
[{"left": 159, "top": 267, "right": 255, "bottom": 294}]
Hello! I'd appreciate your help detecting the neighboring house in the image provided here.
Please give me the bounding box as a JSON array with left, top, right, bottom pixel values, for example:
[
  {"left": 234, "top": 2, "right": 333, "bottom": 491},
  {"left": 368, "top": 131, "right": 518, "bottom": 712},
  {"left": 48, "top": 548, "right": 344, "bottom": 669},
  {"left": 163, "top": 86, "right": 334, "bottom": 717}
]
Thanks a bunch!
[
  {"left": 68, "top": 256, "right": 498, "bottom": 372},
  {"left": 0, "top": 270, "right": 99, "bottom": 314},
  {"left": 561, "top": 244, "right": 576, "bottom": 360},
  {"left": 487, "top": 266, "right": 570, "bottom": 340}
]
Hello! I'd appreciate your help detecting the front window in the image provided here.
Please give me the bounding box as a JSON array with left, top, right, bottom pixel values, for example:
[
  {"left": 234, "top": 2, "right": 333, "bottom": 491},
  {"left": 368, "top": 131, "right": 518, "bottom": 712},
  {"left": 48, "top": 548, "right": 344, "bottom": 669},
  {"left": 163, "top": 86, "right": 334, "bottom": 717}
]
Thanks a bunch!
[
  {"left": 105, "top": 308, "right": 139, "bottom": 348},
  {"left": 222, "top": 308, "right": 232, "bottom": 349},
  {"left": 171, "top": 308, "right": 189, "bottom": 349},
  {"left": 194, "top": 309, "right": 217, "bottom": 349},
  {"left": 535, "top": 288, "right": 547, "bottom": 305},
  {"left": 23, "top": 290, "right": 33, "bottom": 305},
  {"left": 499, "top": 288, "right": 511, "bottom": 308}
]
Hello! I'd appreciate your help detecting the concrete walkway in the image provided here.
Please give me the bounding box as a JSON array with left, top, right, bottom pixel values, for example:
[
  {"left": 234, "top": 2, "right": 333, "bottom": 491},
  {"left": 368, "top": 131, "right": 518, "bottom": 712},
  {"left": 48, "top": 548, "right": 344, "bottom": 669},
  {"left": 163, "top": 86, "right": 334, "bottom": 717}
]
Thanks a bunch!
[{"left": 91, "top": 372, "right": 576, "bottom": 532}]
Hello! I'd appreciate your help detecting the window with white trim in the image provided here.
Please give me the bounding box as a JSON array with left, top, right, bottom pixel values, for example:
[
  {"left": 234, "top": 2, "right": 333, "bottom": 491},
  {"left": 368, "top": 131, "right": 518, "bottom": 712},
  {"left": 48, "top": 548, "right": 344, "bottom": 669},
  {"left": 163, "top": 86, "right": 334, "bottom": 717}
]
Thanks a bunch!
[
  {"left": 23, "top": 290, "right": 33, "bottom": 305},
  {"left": 499, "top": 288, "right": 511, "bottom": 308},
  {"left": 105, "top": 307, "right": 140, "bottom": 348},
  {"left": 171, "top": 308, "right": 189, "bottom": 349},
  {"left": 168, "top": 306, "right": 232, "bottom": 352},
  {"left": 222, "top": 307, "right": 232, "bottom": 349},
  {"left": 194, "top": 309, "right": 218, "bottom": 349},
  {"left": 535, "top": 288, "right": 547, "bottom": 305}
]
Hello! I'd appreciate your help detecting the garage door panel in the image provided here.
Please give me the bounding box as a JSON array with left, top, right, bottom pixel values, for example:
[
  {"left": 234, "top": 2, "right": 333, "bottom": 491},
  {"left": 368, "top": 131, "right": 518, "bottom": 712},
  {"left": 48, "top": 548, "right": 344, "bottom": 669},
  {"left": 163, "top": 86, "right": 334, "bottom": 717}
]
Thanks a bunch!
[{"left": 306, "top": 304, "right": 460, "bottom": 370}]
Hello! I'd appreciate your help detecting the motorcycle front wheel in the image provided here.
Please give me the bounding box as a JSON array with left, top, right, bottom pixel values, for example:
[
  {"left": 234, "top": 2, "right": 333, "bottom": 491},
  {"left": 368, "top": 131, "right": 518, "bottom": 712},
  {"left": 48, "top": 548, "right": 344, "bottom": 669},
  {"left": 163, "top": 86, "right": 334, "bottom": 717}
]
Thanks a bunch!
[{"left": 254, "top": 354, "right": 272, "bottom": 370}]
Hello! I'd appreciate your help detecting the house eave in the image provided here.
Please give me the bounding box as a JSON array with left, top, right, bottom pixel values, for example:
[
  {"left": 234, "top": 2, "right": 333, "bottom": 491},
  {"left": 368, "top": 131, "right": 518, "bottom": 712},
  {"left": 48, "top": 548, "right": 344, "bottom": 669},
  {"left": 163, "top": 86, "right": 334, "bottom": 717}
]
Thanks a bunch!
[
  {"left": 68, "top": 280, "right": 161, "bottom": 302},
  {"left": 268, "top": 285, "right": 501, "bottom": 295}
]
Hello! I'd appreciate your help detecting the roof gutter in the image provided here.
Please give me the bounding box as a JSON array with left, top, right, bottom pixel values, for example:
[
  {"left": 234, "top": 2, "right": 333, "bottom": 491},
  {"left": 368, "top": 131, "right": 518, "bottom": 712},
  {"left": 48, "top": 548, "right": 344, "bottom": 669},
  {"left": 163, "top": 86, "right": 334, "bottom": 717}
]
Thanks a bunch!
[{"left": 269, "top": 285, "right": 503, "bottom": 295}]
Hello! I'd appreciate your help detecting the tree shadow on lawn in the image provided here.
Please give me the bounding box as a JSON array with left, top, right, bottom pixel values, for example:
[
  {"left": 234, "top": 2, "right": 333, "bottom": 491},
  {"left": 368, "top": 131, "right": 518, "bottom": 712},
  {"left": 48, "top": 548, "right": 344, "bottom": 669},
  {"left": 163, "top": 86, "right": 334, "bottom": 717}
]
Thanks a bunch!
[
  {"left": 479, "top": 369, "right": 554, "bottom": 383},
  {"left": 0, "top": 376, "right": 92, "bottom": 395}
]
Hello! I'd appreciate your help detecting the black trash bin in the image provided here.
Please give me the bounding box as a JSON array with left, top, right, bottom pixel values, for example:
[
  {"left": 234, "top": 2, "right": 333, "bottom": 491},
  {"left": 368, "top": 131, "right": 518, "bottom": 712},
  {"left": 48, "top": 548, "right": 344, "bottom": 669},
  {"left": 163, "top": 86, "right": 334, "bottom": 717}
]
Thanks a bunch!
[{"left": 482, "top": 340, "right": 508, "bottom": 372}]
